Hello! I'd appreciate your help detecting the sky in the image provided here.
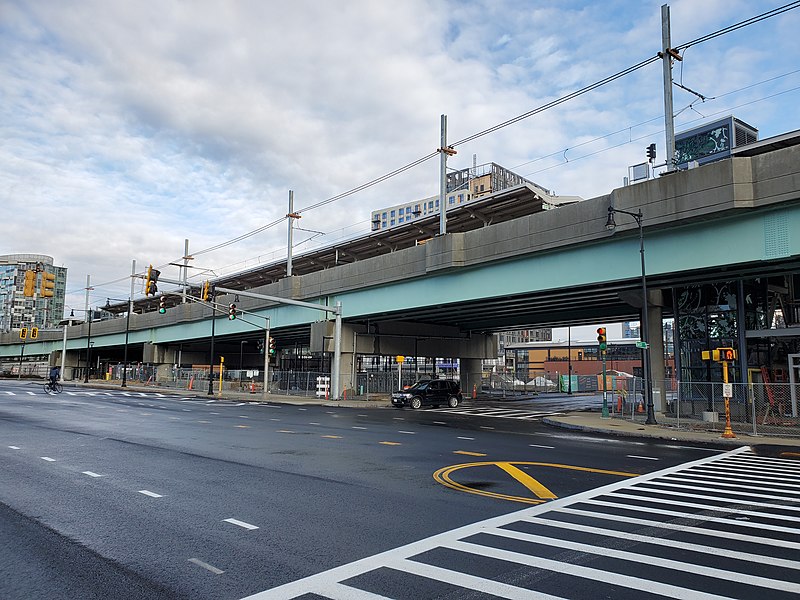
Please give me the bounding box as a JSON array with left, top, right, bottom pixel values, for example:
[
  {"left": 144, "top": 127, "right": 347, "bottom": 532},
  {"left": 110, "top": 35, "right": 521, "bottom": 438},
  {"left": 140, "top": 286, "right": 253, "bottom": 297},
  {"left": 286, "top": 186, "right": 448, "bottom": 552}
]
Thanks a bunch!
[{"left": 2, "top": 0, "right": 799, "bottom": 317}]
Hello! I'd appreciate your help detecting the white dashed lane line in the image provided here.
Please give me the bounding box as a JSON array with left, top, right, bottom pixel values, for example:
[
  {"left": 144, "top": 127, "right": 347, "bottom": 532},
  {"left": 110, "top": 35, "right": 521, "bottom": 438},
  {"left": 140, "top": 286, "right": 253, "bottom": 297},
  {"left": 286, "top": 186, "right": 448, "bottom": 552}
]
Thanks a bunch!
[
  {"left": 138, "top": 490, "right": 164, "bottom": 498},
  {"left": 529, "top": 444, "right": 555, "bottom": 449},
  {"left": 628, "top": 455, "right": 660, "bottom": 461},
  {"left": 223, "top": 518, "right": 259, "bottom": 530},
  {"left": 188, "top": 558, "right": 225, "bottom": 575},
  {"left": 398, "top": 431, "right": 416, "bottom": 435},
  {"left": 457, "top": 436, "right": 474, "bottom": 441},
  {"left": 82, "top": 471, "right": 104, "bottom": 478},
  {"left": 40, "top": 456, "right": 56, "bottom": 462},
  {"left": 8, "top": 445, "right": 20, "bottom": 450}
]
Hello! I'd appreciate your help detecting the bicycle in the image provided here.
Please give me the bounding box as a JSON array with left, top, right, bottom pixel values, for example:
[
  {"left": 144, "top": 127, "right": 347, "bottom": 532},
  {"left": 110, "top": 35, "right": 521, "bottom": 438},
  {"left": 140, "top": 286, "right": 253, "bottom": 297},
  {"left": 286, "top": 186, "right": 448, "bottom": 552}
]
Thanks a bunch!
[{"left": 43, "top": 380, "right": 63, "bottom": 394}]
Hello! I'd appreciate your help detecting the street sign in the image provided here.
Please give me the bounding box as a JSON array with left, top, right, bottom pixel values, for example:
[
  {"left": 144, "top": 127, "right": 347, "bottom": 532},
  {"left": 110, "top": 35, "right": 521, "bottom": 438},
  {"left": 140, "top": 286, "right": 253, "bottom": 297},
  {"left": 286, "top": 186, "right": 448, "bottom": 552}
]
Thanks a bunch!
[
  {"left": 635, "top": 341, "right": 648, "bottom": 349},
  {"left": 723, "top": 383, "right": 733, "bottom": 398}
]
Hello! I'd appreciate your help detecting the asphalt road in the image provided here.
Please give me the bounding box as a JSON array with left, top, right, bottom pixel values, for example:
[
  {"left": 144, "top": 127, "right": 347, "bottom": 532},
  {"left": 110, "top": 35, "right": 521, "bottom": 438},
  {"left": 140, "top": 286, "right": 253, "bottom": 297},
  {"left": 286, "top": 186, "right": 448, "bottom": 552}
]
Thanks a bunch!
[{"left": 1, "top": 379, "right": 773, "bottom": 599}]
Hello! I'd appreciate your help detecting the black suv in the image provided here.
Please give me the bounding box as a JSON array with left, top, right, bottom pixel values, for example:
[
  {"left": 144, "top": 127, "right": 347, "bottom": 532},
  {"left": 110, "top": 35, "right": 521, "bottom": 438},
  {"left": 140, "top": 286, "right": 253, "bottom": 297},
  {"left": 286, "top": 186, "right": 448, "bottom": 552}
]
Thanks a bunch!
[{"left": 391, "top": 379, "right": 462, "bottom": 409}]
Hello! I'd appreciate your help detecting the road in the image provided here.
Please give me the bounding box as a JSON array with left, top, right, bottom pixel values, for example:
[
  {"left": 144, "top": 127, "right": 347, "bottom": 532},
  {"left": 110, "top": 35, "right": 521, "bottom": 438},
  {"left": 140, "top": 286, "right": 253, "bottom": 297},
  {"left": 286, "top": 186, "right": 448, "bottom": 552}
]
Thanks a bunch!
[{"left": 1, "top": 379, "right": 796, "bottom": 599}]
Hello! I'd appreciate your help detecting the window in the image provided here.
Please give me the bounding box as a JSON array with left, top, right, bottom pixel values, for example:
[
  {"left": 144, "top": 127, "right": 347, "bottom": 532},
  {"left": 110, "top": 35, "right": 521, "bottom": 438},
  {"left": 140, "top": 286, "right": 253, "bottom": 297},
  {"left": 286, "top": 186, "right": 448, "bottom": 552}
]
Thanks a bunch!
[
  {"left": 390, "top": 210, "right": 395, "bottom": 218},
  {"left": 399, "top": 216, "right": 404, "bottom": 223}
]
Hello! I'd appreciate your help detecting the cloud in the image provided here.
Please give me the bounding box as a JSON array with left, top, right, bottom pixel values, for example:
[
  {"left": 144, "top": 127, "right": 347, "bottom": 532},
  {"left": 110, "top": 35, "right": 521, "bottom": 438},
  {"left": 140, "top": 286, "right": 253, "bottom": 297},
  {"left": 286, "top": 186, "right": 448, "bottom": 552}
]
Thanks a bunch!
[{"left": 1, "top": 0, "right": 798, "bottom": 315}]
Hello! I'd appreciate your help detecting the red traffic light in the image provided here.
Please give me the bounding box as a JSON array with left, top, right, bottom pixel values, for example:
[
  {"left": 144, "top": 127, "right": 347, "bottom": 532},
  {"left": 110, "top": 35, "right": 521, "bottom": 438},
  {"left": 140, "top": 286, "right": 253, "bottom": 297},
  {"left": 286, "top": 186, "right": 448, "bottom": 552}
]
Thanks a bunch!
[{"left": 596, "top": 327, "right": 607, "bottom": 351}]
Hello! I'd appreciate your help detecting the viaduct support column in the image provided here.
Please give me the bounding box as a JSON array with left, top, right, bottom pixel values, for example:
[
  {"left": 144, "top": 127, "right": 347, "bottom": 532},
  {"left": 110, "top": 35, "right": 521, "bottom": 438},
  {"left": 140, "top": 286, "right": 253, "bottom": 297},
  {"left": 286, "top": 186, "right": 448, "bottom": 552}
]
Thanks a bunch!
[{"left": 460, "top": 358, "right": 482, "bottom": 400}]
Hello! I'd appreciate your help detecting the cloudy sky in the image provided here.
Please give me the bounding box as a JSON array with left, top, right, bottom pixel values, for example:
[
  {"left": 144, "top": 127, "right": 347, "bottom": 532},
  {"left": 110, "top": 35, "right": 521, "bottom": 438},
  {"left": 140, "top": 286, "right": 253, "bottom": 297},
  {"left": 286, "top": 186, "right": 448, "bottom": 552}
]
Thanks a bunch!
[{"left": 2, "top": 0, "right": 799, "bottom": 315}]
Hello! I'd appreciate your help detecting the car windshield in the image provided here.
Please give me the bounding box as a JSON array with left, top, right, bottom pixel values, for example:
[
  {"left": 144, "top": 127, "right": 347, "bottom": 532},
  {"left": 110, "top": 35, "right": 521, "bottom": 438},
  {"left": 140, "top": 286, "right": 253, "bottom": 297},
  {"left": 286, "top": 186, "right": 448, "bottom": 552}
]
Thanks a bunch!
[{"left": 406, "top": 381, "right": 430, "bottom": 391}]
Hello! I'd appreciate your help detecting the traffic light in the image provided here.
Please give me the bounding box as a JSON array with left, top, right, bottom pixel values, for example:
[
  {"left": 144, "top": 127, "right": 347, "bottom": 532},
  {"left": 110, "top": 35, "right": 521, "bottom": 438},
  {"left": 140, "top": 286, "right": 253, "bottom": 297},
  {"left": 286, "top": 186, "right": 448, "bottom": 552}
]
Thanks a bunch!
[
  {"left": 40, "top": 272, "right": 56, "bottom": 297},
  {"left": 30, "top": 327, "right": 38, "bottom": 340},
  {"left": 646, "top": 143, "right": 656, "bottom": 162},
  {"left": 22, "top": 270, "right": 36, "bottom": 297},
  {"left": 19, "top": 327, "right": 28, "bottom": 340},
  {"left": 268, "top": 337, "right": 276, "bottom": 356},
  {"left": 228, "top": 303, "right": 237, "bottom": 320},
  {"left": 144, "top": 265, "right": 160, "bottom": 296},
  {"left": 257, "top": 339, "right": 265, "bottom": 354},
  {"left": 201, "top": 280, "right": 210, "bottom": 302},
  {"left": 158, "top": 295, "right": 167, "bottom": 314},
  {"left": 596, "top": 327, "right": 607, "bottom": 352}
]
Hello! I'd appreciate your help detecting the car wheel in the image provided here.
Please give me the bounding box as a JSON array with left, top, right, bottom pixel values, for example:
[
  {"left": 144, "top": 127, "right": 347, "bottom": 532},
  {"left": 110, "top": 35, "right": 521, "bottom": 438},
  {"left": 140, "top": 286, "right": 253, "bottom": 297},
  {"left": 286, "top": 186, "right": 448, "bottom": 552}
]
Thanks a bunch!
[
  {"left": 410, "top": 396, "right": 422, "bottom": 409},
  {"left": 447, "top": 396, "right": 459, "bottom": 408}
]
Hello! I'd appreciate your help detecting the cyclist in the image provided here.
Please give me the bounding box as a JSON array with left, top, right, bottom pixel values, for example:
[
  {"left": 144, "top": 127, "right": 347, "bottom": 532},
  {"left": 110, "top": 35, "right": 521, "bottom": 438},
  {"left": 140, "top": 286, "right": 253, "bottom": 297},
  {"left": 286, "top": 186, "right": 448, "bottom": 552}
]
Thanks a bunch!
[{"left": 48, "top": 365, "right": 60, "bottom": 387}]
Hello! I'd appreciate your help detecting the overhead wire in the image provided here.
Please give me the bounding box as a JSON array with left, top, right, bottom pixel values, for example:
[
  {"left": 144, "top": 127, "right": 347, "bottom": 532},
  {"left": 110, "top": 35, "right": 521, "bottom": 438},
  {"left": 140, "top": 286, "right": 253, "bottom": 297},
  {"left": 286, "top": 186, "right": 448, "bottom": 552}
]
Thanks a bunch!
[{"left": 100, "top": 2, "right": 800, "bottom": 287}]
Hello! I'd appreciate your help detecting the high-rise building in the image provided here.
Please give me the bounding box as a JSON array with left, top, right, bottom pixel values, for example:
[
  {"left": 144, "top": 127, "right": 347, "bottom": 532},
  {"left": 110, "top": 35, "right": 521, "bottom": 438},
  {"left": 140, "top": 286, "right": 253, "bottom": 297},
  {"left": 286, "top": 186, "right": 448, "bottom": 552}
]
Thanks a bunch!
[{"left": 0, "top": 254, "right": 67, "bottom": 332}]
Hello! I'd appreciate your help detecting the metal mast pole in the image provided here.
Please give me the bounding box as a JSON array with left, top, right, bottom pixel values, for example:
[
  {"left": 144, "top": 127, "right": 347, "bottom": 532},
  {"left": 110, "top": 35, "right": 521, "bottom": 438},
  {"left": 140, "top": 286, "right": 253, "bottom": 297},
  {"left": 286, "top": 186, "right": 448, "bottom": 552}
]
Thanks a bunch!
[
  {"left": 639, "top": 213, "right": 656, "bottom": 424},
  {"left": 182, "top": 239, "right": 189, "bottom": 303},
  {"left": 661, "top": 4, "right": 676, "bottom": 170},
  {"left": 263, "top": 317, "right": 270, "bottom": 402},
  {"left": 84, "top": 275, "right": 92, "bottom": 383},
  {"left": 122, "top": 259, "right": 135, "bottom": 388},
  {"left": 331, "top": 301, "right": 342, "bottom": 400},
  {"left": 287, "top": 190, "right": 294, "bottom": 276},
  {"left": 438, "top": 114, "right": 448, "bottom": 235}
]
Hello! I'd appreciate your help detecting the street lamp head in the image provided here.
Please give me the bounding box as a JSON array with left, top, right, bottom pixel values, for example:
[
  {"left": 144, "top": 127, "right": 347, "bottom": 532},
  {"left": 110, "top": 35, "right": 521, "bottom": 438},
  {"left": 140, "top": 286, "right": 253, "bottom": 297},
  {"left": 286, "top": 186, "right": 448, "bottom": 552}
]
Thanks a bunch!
[{"left": 605, "top": 206, "right": 617, "bottom": 230}]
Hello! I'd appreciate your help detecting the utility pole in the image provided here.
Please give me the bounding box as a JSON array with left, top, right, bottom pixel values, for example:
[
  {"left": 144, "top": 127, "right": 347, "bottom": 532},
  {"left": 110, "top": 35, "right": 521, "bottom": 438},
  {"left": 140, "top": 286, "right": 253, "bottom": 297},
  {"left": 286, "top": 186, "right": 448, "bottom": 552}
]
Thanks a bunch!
[
  {"left": 182, "top": 239, "right": 190, "bottom": 303},
  {"left": 661, "top": 4, "right": 680, "bottom": 171},
  {"left": 287, "top": 190, "right": 299, "bottom": 276},
  {"left": 438, "top": 115, "right": 456, "bottom": 235}
]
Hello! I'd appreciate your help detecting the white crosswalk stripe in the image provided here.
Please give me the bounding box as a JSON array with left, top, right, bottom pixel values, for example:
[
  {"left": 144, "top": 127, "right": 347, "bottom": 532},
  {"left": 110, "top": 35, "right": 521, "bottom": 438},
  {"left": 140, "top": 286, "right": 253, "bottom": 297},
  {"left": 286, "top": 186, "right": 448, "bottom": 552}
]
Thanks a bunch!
[{"left": 240, "top": 446, "right": 800, "bottom": 600}]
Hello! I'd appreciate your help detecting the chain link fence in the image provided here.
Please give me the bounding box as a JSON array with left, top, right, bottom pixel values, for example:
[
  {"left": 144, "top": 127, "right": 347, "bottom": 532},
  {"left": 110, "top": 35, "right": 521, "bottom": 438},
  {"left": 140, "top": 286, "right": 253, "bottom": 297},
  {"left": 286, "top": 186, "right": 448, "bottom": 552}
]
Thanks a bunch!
[{"left": 610, "top": 377, "right": 800, "bottom": 438}]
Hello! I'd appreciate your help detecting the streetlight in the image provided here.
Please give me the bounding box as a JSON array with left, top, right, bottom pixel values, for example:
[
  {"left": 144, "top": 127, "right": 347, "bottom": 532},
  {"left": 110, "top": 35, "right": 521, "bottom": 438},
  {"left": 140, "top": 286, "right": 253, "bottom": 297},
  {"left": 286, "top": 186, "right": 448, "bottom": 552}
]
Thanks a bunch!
[
  {"left": 606, "top": 206, "right": 656, "bottom": 425},
  {"left": 105, "top": 297, "right": 132, "bottom": 388}
]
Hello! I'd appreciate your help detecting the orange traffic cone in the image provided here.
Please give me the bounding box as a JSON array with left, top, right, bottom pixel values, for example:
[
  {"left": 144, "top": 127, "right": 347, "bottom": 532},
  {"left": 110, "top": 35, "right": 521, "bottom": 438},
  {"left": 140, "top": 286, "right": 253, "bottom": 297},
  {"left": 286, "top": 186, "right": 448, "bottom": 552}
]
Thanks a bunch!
[
  {"left": 637, "top": 401, "right": 644, "bottom": 414},
  {"left": 472, "top": 383, "right": 477, "bottom": 399},
  {"left": 188, "top": 376, "right": 194, "bottom": 390},
  {"left": 250, "top": 381, "right": 256, "bottom": 394}
]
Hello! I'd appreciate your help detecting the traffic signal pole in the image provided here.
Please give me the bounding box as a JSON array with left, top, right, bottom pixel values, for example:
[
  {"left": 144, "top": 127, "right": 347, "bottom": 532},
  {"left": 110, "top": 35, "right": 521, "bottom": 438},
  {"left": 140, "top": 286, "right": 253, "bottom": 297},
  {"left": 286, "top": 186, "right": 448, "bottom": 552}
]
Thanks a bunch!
[{"left": 214, "top": 286, "right": 344, "bottom": 401}]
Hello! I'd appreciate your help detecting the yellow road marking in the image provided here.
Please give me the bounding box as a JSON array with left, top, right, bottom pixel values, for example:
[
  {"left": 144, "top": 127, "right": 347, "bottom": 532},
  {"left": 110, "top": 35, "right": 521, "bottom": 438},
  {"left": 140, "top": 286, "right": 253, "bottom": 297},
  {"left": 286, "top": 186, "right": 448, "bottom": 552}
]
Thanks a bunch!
[
  {"left": 433, "top": 461, "right": 638, "bottom": 505},
  {"left": 322, "top": 435, "right": 342, "bottom": 439},
  {"left": 454, "top": 450, "right": 487, "bottom": 457},
  {"left": 780, "top": 451, "right": 800, "bottom": 458},
  {"left": 495, "top": 462, "right": 556, "bottom": 499},
  {"left": 380, "top": 441, "right": 401, "bottom": 446},
  {"left": 277, "top": 429, "right": 294, "bottom": 433}
]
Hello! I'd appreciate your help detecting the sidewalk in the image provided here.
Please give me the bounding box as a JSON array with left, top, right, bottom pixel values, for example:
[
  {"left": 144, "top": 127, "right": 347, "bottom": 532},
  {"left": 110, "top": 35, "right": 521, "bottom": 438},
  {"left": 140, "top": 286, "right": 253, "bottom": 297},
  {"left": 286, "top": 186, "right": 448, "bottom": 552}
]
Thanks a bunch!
[{"left": 71, "top": 380, "right": 800, "bottom": 451}]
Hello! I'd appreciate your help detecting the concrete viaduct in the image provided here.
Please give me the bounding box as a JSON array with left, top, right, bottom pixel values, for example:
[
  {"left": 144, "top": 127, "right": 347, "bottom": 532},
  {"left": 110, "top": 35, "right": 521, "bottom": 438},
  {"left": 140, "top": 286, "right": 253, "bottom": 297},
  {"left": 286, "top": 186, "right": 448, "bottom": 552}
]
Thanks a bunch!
[{"left": 2, "top": 132, "right": 799, "bottom": 406}]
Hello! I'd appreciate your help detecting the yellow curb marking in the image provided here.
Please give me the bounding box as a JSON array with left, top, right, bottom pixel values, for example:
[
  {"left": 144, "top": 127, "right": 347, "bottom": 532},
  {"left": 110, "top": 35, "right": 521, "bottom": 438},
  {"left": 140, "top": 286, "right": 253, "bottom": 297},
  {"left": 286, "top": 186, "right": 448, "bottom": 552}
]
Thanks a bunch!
[{"left": 433, "top": 461, "right": 638, "bottom": 505}]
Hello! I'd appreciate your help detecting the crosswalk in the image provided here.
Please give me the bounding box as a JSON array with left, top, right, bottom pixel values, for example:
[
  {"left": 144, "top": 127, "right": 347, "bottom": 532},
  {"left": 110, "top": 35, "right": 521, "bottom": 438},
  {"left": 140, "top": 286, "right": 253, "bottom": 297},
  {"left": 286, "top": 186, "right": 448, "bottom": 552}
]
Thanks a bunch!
[
  {"left": 423, "top": 405, "right": 564, "bottom": 420},
  {"left": 241, "top": 446, "right": 800, "bottom": 600}
]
